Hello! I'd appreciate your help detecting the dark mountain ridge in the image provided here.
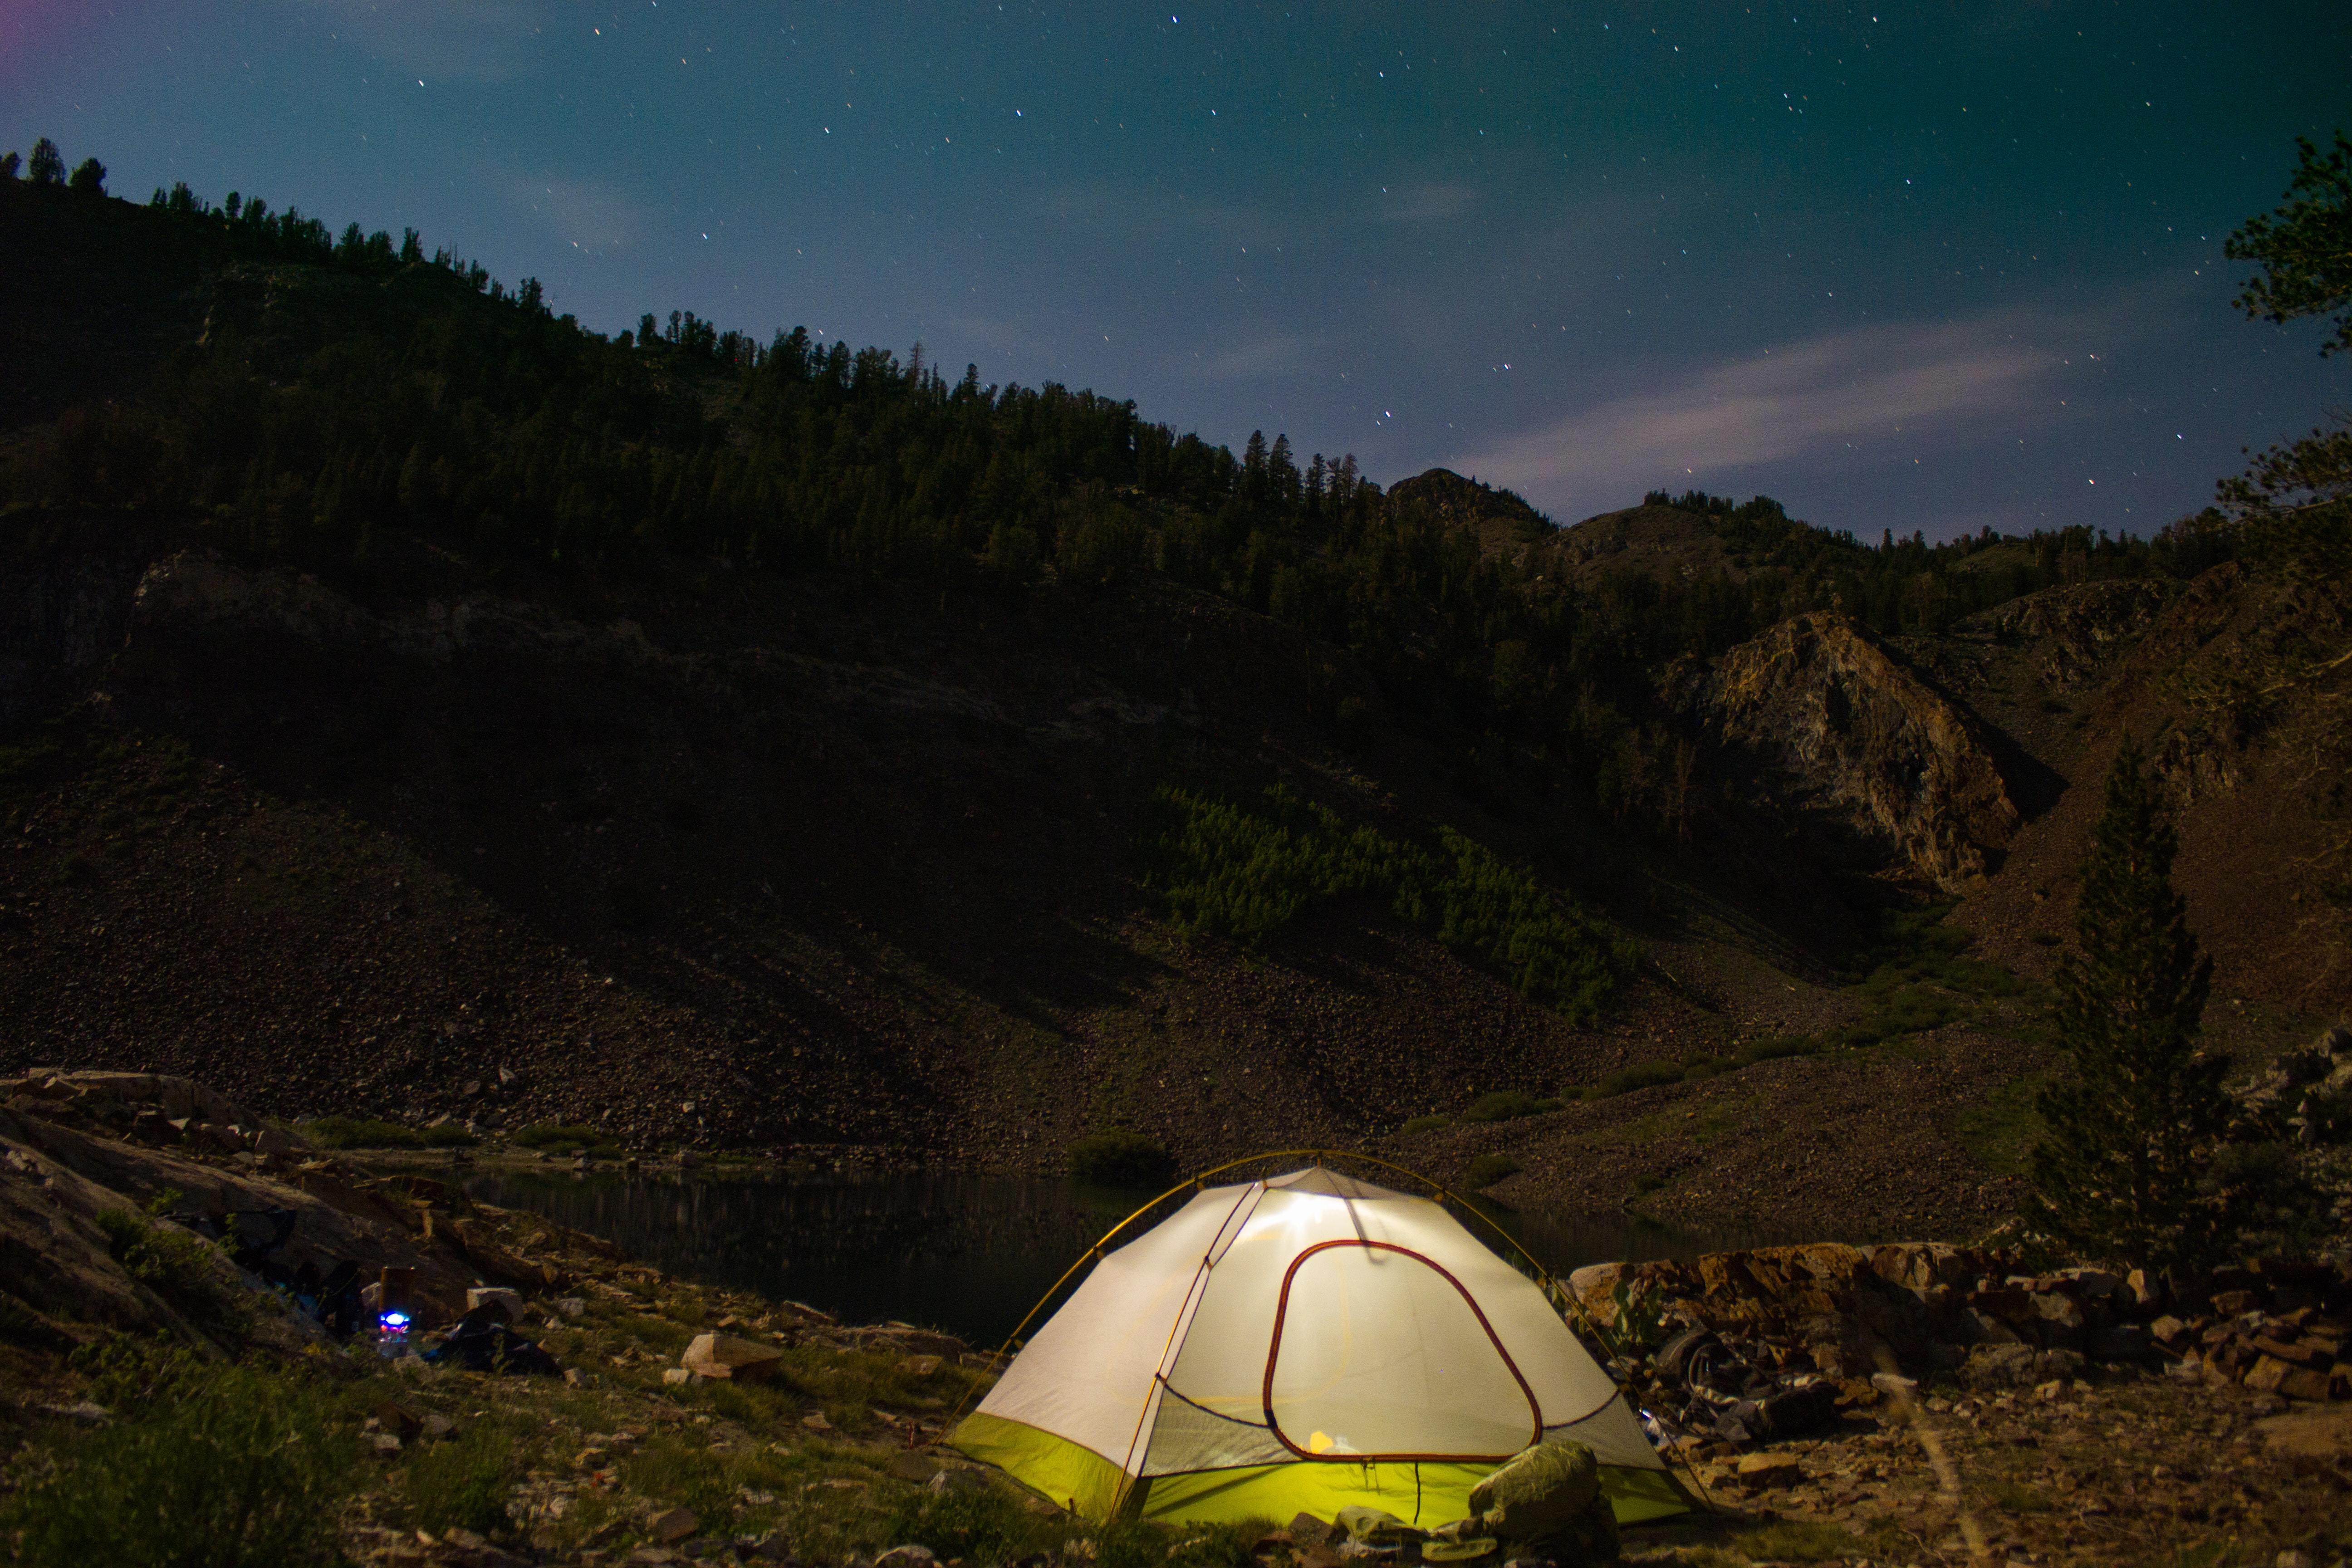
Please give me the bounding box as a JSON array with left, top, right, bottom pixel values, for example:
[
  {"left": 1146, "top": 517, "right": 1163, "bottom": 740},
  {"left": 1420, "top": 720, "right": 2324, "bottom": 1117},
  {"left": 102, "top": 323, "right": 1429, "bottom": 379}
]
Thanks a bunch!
[{"left": 3, "top": 167, "right": 2346, "bottom": 1241}]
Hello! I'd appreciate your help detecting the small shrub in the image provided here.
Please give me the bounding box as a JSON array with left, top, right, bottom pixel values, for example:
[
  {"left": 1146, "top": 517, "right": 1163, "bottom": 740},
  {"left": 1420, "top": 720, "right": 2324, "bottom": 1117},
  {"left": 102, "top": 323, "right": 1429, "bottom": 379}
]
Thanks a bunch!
[
  {"left": 96, "top": 1195, "right": 245, "bottom": 1329},
  {"left": 1735, "top": 1034, "right": 1819, "bottom": 1067},
  {"left": 1986, "top": 1479, "right": 2053, "bottom": 1514},
  {"left": 2204, "top": 1141, "right": 2333, "bottom": 1258},
  {"left": 1585, "top": 1059, "right": 1684, "bottom": 1100},
  {"left": 306, "top": 1116, "right": 475, "bottom": 1150},
  {"left": 1095, "top": 1519, "right": 1260, "bottom": 1568},
  {"left": 1397, "top": 1114, "right": 1453, "bottom": 1135},
  {"left": 1067, "top": 1129, "right": 1177, "bottom": 1188},
  {"left": 510, "top": 1122, "right": 611, "bottom": 1152},
  {"left": 1460, "top": 1089, "right": 1541, "bottom": 1123},
  {"left": 403, "top": 1423, "right": 518, "bottom": 1540},
  {"left": 0, "top": 1350, "right": 352, "bottom": 1568},
  {"left": 1952, "top": 1073, "right": 2050, "bottom": 1178},
  {"left": 1724, "top": 1520, "right": 1878, "bottom": 1562},
  {"left": 1465, "top": 1152, "right": 1521, "bottom": 1189},
  {"left": 880, "top": 1481, "right": 1047, "bottom": 1563}
]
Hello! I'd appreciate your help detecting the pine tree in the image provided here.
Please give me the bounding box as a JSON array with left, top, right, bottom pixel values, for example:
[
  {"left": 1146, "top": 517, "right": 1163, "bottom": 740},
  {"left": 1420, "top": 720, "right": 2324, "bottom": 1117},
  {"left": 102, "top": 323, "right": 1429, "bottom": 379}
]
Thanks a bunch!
[
  {"left": 2226, "top": 130, "right": 2352, "bottom": 355},
  {"left": 2026, "top": 734, "right": 2229, "bottom": 1269},
  {"left": 1269, "top": 433, "right": 1298, "bottom": 507},
  {"left": 67, "top": 157, "right": 107, "bottom": 196},
  {"left": 27, "top": 137, "right": 65, "bottom": 187}
]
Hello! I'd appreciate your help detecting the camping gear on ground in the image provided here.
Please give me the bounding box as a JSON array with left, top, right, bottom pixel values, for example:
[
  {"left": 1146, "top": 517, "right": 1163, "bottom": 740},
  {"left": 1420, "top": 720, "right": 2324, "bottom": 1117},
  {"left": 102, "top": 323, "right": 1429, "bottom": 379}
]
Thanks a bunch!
[
  {"left": 1333, "top": 1505, "right": 1426, "bottom": 1553},
  {"left": 424, "top": 1307, "right": 562, "bottom": 1375},
  {"left": 952, "top": 1164, "right": 1688, "bottom": 1527},
  {"left": 1465, "top": 1441, "right": 1617, "bottom": 1563},
  {"left": 1642, "top": 1327, "right": 1839, "bottom": 1448}
]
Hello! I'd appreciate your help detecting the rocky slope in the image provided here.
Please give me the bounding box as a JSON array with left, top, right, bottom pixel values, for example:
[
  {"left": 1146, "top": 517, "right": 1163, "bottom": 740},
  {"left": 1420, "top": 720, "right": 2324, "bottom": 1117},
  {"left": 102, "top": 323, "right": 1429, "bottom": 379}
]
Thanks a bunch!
[
  {"left": 1897, "top": 560, "right": 2352, "bottom": 1014},
  {"left": 1674, "top": 612, "right": 2019, "bottom": 892},
  {"left": 0, "top": 522, "right": 1701, "bottom": 1153}
]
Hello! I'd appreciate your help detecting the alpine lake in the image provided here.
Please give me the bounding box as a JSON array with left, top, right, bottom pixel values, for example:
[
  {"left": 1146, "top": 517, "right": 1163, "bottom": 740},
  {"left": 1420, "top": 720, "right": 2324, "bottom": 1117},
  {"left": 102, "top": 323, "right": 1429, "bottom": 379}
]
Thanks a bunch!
[{"left": 463, "top": 1166, "right": 1798, "bottom": 1346}]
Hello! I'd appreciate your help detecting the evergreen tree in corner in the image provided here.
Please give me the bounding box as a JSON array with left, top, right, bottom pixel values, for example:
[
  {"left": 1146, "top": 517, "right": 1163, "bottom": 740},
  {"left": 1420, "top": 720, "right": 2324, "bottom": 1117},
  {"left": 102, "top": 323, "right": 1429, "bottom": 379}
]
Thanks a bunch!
[{"left": 2027, "top": 735, "right": 2228, "bottom": 1269}]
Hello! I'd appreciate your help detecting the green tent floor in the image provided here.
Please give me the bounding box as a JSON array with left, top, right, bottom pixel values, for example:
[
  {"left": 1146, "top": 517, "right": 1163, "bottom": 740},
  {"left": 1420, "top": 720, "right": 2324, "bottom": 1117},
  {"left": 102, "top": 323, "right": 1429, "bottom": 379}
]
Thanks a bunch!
[{"left": 952, "top": 1412, "right": 1692, "bottom": 1529}]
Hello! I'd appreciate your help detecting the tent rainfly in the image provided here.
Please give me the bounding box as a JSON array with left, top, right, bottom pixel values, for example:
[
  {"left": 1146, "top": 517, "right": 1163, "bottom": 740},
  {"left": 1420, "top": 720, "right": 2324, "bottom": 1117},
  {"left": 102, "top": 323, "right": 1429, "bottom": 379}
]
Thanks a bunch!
[{"left": 952, "top": 1166, "right": 1690, "bottom": 1527}]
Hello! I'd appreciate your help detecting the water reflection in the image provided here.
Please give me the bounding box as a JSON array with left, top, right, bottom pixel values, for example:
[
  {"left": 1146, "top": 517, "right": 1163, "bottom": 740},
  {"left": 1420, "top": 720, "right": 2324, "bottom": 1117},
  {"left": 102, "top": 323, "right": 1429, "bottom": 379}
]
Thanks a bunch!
[{"left": 465, "top": 1169, "right": 1798, "bottom": 1346}]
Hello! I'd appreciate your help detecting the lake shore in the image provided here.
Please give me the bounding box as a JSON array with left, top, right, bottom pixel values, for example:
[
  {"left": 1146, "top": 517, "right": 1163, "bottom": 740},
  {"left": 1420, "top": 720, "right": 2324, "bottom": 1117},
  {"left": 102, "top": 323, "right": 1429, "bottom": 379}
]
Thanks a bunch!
[{"left": 4, "top": 1069, "right": 2350, "bottom": 1565}]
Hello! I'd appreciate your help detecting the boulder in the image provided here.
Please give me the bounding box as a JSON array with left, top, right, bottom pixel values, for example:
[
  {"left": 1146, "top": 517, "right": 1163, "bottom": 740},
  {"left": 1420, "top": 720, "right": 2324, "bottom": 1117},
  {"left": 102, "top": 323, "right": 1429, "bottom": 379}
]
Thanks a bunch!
[
  {"left": 466, "top": 1286, "right": 526, "bottom": 1323},
  {"left": 250, "top": 1127, "right": 308, "bottom": 1160},
  {"left": 1957, "top": 1344, "right": 2038, "bottom": 1390},
  {"left": 681, "top": 1331, "right": 787, "bottom": 1382},
  {"left": 372, "top": 1401, "right": 423, "bottom": 1439},
  {"left": 1733, "top": 1453, "right": 1804, "bottom": 1491}
]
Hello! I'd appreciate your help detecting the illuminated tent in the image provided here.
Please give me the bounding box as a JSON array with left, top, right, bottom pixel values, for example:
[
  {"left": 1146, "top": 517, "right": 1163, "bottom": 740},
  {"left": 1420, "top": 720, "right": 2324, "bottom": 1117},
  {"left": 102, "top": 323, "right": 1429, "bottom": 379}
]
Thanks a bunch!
[{"left": 952, "top": 1165, "right": 1688, "bottom": 1527}]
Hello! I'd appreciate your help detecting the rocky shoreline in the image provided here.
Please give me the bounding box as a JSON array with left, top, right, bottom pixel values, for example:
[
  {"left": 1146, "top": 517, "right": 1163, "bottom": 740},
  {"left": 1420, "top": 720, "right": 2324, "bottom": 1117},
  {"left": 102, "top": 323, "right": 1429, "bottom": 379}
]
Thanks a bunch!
[{"left": 2, "top": 1068, "right": 2348, "bottom": 1566}]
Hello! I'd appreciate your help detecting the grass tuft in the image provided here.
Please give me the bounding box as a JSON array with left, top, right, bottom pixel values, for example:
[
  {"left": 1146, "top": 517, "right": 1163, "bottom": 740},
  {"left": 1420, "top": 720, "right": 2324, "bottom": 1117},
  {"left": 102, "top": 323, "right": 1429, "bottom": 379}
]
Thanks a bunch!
[
  {"left": 508, "top": 1122, "right": 628, "bottom": 1158},
  {"left": 0, "top": 1347, "right": 352, "bottom": 1568},
  {"left": 402, "top": 1422, "right": 519, "bottom": 1540},
  {"left": 1465, "top": 1152, "right": 1522, "bottom": 1189},
  {"left": 305, "top": 1115, "right": 476, "bottom": 1150},
  {"left": 96, "top": 1191, "right": 248, "bottom": 1331}
]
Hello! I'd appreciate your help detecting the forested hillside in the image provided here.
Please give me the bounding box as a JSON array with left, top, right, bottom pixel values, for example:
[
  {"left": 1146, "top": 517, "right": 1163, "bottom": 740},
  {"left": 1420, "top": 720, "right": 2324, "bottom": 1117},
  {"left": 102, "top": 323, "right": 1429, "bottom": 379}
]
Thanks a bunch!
[
  {"left": 5, "top": 158, "right": 2260, "bottom": 840},
  {"left": 2, "top": 148, "right": 2347, "bottom": 1241}
]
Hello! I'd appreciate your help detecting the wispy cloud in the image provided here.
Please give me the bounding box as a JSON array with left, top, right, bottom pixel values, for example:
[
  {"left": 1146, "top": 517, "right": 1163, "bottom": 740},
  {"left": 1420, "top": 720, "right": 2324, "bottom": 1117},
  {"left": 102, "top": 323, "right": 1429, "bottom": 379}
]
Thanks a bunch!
[
  {"left": 1450, "top": 302, "right": 2146, "bottom": 515},
  {"left": 296, "top": 0, "right": 551, "bottom": 82},
  {"left": 1178, "top": 329, "right": 1338, "bottom": 382},
  {"left": 513, "top": 176, "right": 647, "bottom": 252}
]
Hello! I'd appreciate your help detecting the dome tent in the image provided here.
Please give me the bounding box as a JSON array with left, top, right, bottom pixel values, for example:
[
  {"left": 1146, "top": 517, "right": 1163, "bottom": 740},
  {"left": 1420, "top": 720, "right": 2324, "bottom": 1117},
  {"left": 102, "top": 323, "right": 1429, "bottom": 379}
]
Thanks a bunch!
[{"left": 952, "top": 1162, "right": 1690, "bottom": 1528}]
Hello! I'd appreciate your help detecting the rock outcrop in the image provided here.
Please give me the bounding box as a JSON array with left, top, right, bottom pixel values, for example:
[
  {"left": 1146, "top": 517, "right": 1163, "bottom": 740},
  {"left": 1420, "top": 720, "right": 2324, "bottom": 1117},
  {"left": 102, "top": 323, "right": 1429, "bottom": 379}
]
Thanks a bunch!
[
  {"left": 1678, "top": 612, "right": 2020, "bottom": 889},
  {"left": 1568, "top": 1240, "right": 2352, "bottom": 1412},
  {"left": 1387, "top": 468, "right": 1556, "bottom": 559},
  {"left": 0, "top": 1067, "right": 569, "bottom": 1347},
  {"left": 1969, "top": 577, "right": 2183, "bottom": 691}
]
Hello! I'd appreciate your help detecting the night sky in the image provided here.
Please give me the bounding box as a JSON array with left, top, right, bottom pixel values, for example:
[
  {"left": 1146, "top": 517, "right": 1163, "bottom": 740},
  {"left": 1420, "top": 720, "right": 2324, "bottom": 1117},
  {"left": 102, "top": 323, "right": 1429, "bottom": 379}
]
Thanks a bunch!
[{"left": 8, "top": 2, "right": 2348, "bottom": 539}]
